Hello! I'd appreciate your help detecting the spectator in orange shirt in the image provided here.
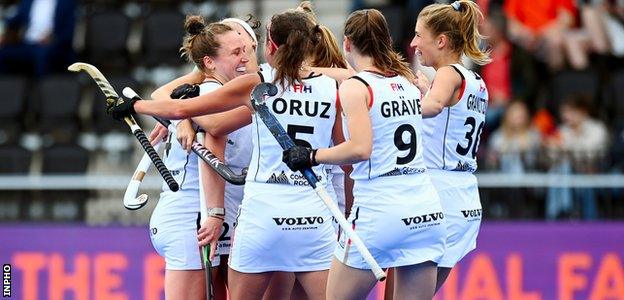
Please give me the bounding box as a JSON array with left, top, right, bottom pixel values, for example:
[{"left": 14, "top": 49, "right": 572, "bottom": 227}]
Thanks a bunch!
[{"left": 504, "top": 0, "right": 576, "bottom": 70}]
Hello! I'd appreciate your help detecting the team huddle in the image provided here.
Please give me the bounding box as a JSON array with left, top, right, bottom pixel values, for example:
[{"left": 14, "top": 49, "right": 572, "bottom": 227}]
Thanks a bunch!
[{"left": 104, "top": 1, "right": 490, "bottom": 299}]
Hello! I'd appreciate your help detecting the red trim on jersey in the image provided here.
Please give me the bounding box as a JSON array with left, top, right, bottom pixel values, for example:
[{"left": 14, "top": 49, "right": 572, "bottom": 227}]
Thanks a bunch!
[
  {"left": 336, "top": 88, "right": 341, "bottom": 111},
  {"left": 367, "top": 85, "right": 374, "bottom": 108},
  {"left": 457, "top": 79, "right": 466, "bottom": 100}
]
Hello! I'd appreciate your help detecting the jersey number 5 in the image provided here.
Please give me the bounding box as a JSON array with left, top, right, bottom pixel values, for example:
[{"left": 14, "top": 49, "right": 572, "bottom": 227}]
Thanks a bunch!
[
  {"left": 456, "top": 116, "right": 484, "bottom": 159},
  {"left": 287, "top": 124, "right": 314, "bottom": 148}
]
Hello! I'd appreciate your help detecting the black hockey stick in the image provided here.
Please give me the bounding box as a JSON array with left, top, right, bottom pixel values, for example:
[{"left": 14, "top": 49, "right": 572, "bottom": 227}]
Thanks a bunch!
[
  {"left": 68, "top": 62, "right": 179, "bottom": 192},
  {"left": 196, "top": 130, "right": 214, "bottom": 300},
  {"left": 122, "top": 87, "right": 247, "bottom": 186},
  {"left": 250, "top": 82, "right": 386, "bottom": 281}
]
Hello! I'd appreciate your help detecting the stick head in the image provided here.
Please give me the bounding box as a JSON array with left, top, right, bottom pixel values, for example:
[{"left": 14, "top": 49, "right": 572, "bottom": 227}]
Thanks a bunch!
[
  {"left": 250, "top": 82, "right": 278, "bottom": 106},
  {"left": 124, "top": 194, "right": 149, "bottom": 210}
]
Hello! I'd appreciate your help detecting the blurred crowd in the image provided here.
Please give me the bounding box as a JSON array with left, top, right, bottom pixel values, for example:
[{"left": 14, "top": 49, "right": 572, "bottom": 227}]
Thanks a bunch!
[{"left": 0, "top": 0, "right": 623, "bottom": 222}]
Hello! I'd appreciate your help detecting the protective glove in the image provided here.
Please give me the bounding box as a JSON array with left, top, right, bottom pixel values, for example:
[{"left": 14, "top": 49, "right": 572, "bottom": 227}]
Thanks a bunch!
[{"left": 282, "top": 146, "right": 318, "bottom": 171}]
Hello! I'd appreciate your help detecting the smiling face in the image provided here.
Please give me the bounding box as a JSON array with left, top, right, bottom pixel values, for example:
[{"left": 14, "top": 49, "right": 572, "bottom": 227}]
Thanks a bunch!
[
  {"left": 207, "top": 30, "right": 249, "bottom": 82},
  {"left": 410, "top": 19, "right": 439, "bottom": 68},
  {"left": 222, "top": 21, "right": 259, "bottom": 73}
]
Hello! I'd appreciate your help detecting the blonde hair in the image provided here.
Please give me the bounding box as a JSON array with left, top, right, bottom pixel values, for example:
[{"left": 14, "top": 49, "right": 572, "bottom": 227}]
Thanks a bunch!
[
  {"left": 418, "top": 0, "right": 491, "bottom": 65},
  {"left": 344, "top": 9, "right": 414, "bottom": 80}
]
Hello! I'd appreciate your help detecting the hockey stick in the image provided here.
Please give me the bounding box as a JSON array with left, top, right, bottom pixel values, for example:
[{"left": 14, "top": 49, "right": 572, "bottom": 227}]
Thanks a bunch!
[
  {"left": 122, "top": 87, "right": 247, "bottom": 186},
  {"left": 123, "top": 141, "right": 163, "bottom": 210},
  {"left": 68, "top": 62, "right": 179, "bottom": 192},
  {"left": 197, "top": 130, "right": 214, "bottom": 300},
  {"left": 250, "top": 82, "right": 386, "bottom": 281}
]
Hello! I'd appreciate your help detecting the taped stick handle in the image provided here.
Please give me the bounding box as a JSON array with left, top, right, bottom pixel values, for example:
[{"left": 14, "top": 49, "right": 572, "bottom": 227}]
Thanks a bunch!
[
  {"left": 122, "top": 87, "right": 246, "bottom": 185},
  {"left": 131, "top": 125, "right": 179, "bottom": 192}
]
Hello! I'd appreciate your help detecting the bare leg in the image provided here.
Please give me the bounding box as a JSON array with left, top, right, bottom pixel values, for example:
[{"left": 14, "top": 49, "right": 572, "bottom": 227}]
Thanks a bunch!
[
  {"left": 263, "top": 272, "right": 295, "bottom": 300},
  {"left": 326, "top": 258, "right": 378, "bottom": 300},
  {"left": 296, "top": 270, "right": 329, "bottom": 300},
  {"left": 212, "top": 257, "right": 229, "bottom": 300},
  {"left": 393, "top": 261, "right": 437, "bottom": 300},
  {"left": 165, "top": 269, "right": 206, "bottom": 300},
  {"left": 435, "top": 267, "right": 452, "bottom": 293},
  {"left": 291, "top": 278, "right": 309, "bottom": 300},
  {"left": 228, "top": 268, "right": 273, "bottom": 300}
]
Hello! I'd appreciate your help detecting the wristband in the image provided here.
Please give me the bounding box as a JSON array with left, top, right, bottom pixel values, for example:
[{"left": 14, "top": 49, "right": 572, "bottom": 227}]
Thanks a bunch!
[
  {"left": 207, "top": 207, "right": 225, "bottom": 217},
  {"left": 310, "top": 149, "right": 319, "bottom": 166}
]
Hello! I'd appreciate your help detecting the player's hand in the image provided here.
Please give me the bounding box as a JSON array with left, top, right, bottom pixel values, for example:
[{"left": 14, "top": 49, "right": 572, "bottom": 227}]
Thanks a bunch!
[
  {"left": 282, "top": 146, "right": 317, "bottom": 171},
  {"left": 106, "top": 96, "right": 137, "bottom": 121},
  {"left": 413, "top": 70, "right": 430, "bottom": 95},
  {"left": 176, "top": 120, "right": 195, "bottom": 152},
  {"left": 198, "top": 216, "right": 223, "bottom": 261},
  {"left": 171, "top": 83, "right": 200, "bottom": 99},
  {"left": 148, "top": 123, "right": 169, "bottom": 145}
]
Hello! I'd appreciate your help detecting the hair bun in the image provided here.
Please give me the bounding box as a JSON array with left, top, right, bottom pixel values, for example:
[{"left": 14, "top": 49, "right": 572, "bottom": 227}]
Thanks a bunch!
[{"left": 184, "top": 15, "right": 206, "bottom": 36}]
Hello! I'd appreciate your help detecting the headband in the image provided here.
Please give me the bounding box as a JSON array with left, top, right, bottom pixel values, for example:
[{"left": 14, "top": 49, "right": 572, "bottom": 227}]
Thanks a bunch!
[{"left": 221, "top": 18, "right": 258, "bottom": 45}]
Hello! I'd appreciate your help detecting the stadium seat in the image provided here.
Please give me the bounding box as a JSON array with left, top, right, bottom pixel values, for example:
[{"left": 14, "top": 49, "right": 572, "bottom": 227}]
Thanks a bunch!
[
  {"left": 0, "top": 144, "right": 32, "bottom": 174},
  {"left": 604, "top": 69, "right": 624, "bottom": 125},
  {"left": 83, "top": 10, "right": 131, "bottom": 71},
  {"left": 34, "top": 75, "right": 82, "bottom": 143},
  {"left": 141, "top": 10, "right": 186, "bottom": 67},
  {"left": 0, "top": 76, "right": 27, "bottom": 144},
  {"left": 41, "top": 143, "right": 90, "bottom": 174}
]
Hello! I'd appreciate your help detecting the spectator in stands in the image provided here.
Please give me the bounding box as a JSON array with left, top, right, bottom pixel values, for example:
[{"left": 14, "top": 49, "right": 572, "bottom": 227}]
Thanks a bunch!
[
  {"left": 488, "top": 101, "right": 541, "bottom": 173},
  {"left": 481, "top": 7, "right": 512, "bottom": 130},
  {"left": 563, "top": 1, "right": 612, "bottom": 70},
  {"left": 545, "top": 95, "right": 608, "bottom": 220},
  {"left": 503, "top": 0, "right": 577, "bottom": 71},
  {"left": 0, "top": 0, "right": 76, "bottom": 77}
]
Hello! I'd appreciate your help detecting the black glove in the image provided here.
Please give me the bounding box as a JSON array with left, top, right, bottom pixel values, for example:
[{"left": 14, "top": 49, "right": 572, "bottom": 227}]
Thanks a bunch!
[
  {"left": 282, "top": 146, "right": 318, "bottom": 171},
  {"left": 171, "top": 83, "right": 200, "bottom": 99},
  {"left": 106, "top": 96, "right": 137, "bottom": 121}
]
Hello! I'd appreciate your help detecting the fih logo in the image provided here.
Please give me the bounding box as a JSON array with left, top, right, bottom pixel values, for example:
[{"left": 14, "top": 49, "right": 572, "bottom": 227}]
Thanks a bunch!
[
  {"left": 461, "top": 209, "right": 482, "bottom": 218},
  {"left": 390, "top": 83, "right": 404, "bottom": 91},
  {"left": 402, "top": 212, "right": 444, "bottom": 226},
  {"left": 266, "top": 171, "right": 289, "bottom": 184}
]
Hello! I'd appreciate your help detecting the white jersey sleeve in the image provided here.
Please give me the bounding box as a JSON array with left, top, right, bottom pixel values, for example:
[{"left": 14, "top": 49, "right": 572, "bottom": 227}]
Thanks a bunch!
[
  {"left": 246, "top": 65, "right": 338, "bottom": 186},
  {"left": 347, "top": 71, "right": 427, "bottom": 180},
  {"left": 422, "top": 64, "right": 488, "bottom": 172}
]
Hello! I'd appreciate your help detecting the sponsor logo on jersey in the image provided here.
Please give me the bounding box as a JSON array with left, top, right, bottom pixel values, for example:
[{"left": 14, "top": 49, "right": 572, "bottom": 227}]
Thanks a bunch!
[
  {"left": 266, "top": 171, "right": 289, "bottom": 184},
  {"left": 272, "top": 98, "right": 332, "bottom": 119},
  {"left": 290, "top": 173, "right": 323, "bottom": 186},
  {"left": 380, "top": 96, "right": 422, "bottom": 118},
  {"left": 461, "top": 209, "right": 482, "bottom": 222},
  {"left": 402, "top": 212, "right": 444, "bottom": 230},
  {"left": 379, "top": 167, "right": 426, "bottom": 177},
  {"left": 452, "top": 161, "right": 475, "bottom": 172},
  {"left": 272, "top": 216, "right": 325, "bottom": 231}
]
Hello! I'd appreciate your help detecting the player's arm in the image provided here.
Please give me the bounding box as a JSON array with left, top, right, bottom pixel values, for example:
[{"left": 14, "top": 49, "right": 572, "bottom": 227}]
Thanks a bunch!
[
  {"left": 197, "top": 133, "right": 226, "bottom": 255},
  {"left": 133, "top": 73, "right": 260, "bottom": 119},
  {"left": 311, "top": 67, "right": 355, "bottom": 83},
  {"left": 421, "top": 66, "right": 462, "bottom": 118},
  {"left": 315, "top": 79, "right": 372, "bottom": 165},
  {"left": 192, "top": 106, "right": 253, "bottom": 137}
]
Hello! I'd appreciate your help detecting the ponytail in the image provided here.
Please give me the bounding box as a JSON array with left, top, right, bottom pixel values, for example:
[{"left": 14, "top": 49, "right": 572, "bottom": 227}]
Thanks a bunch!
[
  {"left": 419, "top": 0, "right": 491, "bottom": 65},
  {"left": 269, "top": 10, "right": 317, "bottom": 88},
  {"left": 344, "top": 9, "right": 414, "bottom": 80},
  {"left": 311, "top": 25, "right": 347, "bottom": 68}
]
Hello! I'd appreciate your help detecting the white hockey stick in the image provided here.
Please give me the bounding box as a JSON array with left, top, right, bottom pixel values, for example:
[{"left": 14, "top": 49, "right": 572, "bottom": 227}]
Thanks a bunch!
[{"left": 123, "top": 141, "right": 163, "bottom": 210}]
